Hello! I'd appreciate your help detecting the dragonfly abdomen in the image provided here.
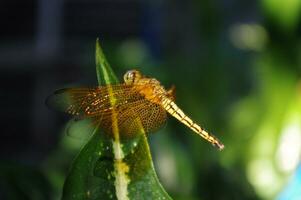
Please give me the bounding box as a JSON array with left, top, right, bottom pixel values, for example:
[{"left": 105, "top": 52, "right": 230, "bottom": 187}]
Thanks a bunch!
[{"left": 161, "top": 97, "right": 224, "bottom": 150}]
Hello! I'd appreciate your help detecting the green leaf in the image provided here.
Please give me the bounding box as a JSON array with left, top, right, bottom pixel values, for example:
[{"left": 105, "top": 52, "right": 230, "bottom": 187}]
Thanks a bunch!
[
  {"left": 62, "top": 39, "right": 172, "bottom": 200},
  {"left": 95, "top": 38, "right": 119, "bottom": 85}
]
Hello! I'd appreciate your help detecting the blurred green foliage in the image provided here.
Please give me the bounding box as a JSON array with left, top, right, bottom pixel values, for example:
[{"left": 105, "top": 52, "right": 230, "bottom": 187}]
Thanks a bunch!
[{"left": 0, "top": 162, "right": 52, "bottom": 200}]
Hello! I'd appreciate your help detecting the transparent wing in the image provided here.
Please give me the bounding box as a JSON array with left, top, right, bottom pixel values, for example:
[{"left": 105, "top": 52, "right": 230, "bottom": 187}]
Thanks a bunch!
[
  {"left": 47, "top": 84, "right": 167, "bottom": 136},
  {"left": 114, "top": 99, "right": 167, "bottom": 136},
  {"left": 46, "top": 84, "right": 136, "bottom": 118},
  {"left": 64, "top": 117, "right": 97, "bottom": 140}
]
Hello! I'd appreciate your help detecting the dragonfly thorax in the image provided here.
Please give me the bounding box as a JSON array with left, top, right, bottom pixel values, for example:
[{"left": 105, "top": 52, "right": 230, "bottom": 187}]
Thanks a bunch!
[{"left": 135, "top": 79, "right": 167, "bottom": 104}]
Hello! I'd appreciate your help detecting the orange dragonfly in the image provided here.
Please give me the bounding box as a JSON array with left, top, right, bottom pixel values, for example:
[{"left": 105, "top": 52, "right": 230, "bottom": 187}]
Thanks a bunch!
[{"left": 47, "top": 70, "right": 224, "bottom": 150}]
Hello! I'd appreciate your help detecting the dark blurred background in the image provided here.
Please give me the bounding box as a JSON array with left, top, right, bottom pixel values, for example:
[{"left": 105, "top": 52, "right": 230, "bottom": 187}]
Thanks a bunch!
[{"left": 1, "top": 0, "right": 301, "bottom": 199}]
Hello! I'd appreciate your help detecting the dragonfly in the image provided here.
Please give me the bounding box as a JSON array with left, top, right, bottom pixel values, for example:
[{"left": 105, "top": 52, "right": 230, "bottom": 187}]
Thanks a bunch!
[{"left": 47, "top": 70, "right": 224, "bottom": 150}]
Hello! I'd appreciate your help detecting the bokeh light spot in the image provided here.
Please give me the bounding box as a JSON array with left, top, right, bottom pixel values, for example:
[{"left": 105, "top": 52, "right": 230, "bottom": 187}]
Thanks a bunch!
[{"left": 276, "top": 122, "right": 301, "bottom": 173}]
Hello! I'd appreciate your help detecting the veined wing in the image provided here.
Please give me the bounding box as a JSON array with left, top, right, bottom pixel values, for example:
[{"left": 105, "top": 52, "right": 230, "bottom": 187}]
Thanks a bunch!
[
  {"left": 46, "top": 84, "right": 138, "bottom": 119},
  {"left": 47, "top": 84, "right": 167, "bottom": 136},
  {"left": 111, "top": 98, "right": 167, "bottom": 136}
]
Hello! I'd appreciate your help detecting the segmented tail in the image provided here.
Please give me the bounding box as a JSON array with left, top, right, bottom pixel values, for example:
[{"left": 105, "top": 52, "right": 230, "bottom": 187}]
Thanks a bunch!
[{"left": 161, "top": 97, "right": 224, "bottom": 150}]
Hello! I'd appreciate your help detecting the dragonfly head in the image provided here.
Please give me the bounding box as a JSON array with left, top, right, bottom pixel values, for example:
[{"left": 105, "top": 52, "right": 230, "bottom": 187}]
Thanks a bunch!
[{"left": 124, "top": 70, "right": 142, "bottom": 85}]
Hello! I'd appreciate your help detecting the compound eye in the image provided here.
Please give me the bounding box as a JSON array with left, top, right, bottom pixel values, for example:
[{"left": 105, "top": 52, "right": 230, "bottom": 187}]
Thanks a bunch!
[{"left": 124, "top": 70, "right": 141, "bottom": 84}]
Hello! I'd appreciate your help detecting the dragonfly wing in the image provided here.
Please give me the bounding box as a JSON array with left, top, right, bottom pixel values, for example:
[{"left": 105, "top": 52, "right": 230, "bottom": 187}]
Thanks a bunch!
[
  {"left": 115, "top": 99, "right": 167, "bottom": 135},
  {"left": 65, "top": 117, "right": 98, "bottom": 140},
  {"left": 47, "top": 85, "right": 167, "bottom": 137},
  {"left": 141, "top": 101, "right": 167, "bottom": 133},
  {"left": 46, "top": 85, "right": 134, "bottom": 119}
]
